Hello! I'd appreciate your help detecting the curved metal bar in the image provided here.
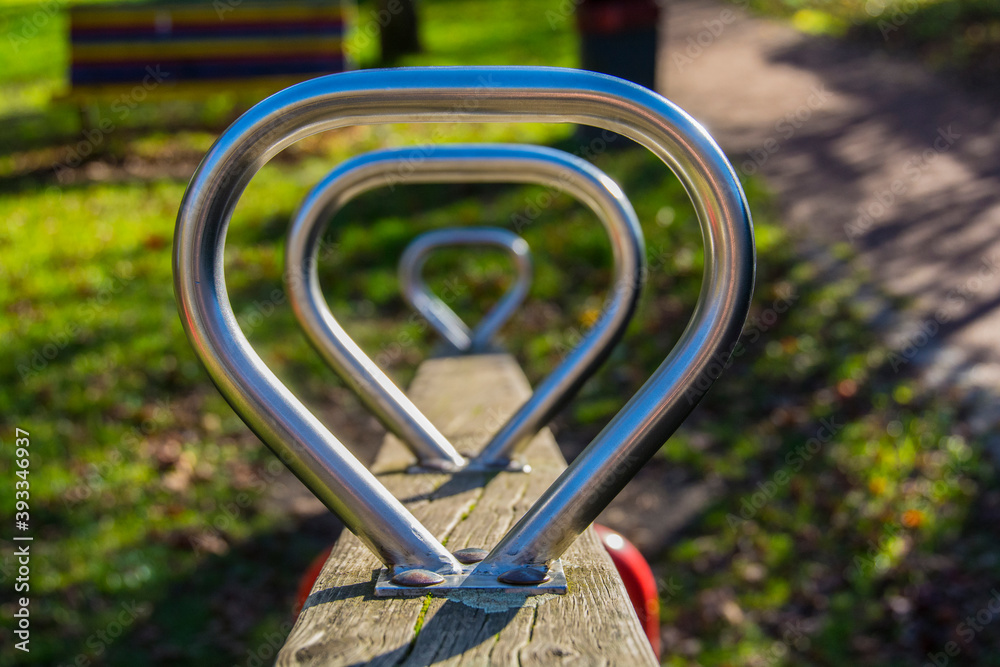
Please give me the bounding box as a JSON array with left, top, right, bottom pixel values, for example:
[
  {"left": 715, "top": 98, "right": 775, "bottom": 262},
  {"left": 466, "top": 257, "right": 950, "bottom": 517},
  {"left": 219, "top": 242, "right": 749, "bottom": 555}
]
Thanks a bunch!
[
  {"left": 285, "top": 144, "right": 644, "bottom": 469},
  {"left": 173, "top": 66, "right": 754, "bottom": 579},
  {"left": 398, "top": 227, "right": 533, "bottom": 353}
]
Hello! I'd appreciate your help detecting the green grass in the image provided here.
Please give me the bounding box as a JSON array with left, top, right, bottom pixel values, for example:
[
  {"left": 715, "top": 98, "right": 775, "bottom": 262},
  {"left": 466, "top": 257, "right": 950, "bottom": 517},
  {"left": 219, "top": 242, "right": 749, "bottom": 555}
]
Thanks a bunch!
[{"left": 1, "top": 0, "right": 997, "bottom": 665}]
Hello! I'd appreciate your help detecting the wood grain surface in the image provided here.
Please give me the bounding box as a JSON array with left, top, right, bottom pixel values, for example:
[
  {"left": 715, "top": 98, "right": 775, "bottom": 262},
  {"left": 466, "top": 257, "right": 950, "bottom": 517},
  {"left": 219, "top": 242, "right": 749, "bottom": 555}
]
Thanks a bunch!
[{"left": 277, "top": 354, "right": 657, "bottom": 666}]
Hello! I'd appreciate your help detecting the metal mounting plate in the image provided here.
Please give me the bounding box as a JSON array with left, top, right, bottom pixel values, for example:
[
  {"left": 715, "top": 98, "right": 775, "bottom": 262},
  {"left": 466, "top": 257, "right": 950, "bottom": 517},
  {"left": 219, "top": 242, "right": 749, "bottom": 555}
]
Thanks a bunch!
[{"left": 374, "top": 560, "right": 567, "bottom": 597}]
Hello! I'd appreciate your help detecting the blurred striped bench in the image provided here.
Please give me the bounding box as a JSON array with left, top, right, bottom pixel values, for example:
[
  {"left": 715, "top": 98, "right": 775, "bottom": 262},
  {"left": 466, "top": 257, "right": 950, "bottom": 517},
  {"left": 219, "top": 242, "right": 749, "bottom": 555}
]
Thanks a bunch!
[{"left": 67, "top": 0, "right": 350, "bottom": 102}]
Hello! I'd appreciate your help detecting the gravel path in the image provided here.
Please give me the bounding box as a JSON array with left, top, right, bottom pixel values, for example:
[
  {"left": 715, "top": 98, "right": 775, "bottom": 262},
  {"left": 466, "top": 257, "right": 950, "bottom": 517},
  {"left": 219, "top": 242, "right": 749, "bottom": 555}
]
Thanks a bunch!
[{"left": 658, "top": 0, "right": 1000, "bottom": 412}]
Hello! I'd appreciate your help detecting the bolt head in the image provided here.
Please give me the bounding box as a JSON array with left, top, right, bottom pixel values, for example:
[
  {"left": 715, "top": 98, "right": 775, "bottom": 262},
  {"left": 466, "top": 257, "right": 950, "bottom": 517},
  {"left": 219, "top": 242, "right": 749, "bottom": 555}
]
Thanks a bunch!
[
  {"left": 497, "top": 566, "right": 551, "bottom": 586},
  {"left": 391, "top": 569, "right": 445, "bottom": 587},
  {"left": 453, "top": 548, "right": 489, "bottom": 564}
]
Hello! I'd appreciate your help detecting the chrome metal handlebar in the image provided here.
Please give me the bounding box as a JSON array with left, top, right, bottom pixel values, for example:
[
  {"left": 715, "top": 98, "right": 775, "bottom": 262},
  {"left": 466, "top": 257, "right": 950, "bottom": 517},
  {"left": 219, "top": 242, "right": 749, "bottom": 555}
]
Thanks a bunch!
[
  {"left": 399, "top": 227, "right": 532, "bottom": 354},
  {"left": 284, "top": 144, "right": 645, "bottom": 470},
  {"left": 173, "top": 66, "right": 755, "bottom": 586}
]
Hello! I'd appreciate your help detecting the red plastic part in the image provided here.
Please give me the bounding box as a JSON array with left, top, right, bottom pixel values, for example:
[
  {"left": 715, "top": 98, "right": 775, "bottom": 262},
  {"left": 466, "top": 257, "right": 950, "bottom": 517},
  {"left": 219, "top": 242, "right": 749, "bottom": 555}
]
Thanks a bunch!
[
  {"left": 577, "top": 0, "right": 661, "bottom": 35},
  {"left": 293, "top": 527, "right": 662, "bottom": 659},
  {"left": 293, "top": 544, "right": 332, "bottom": 617},
  {"left": 594, "top": 523, "right": 661, "bottom": 659}
]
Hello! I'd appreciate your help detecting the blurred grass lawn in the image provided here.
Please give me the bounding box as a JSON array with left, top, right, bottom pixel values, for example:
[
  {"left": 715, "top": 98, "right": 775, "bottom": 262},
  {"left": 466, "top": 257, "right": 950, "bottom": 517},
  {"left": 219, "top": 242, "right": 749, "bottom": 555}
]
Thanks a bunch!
[{"left": 0, "top": 0, "right": 997, "bottom": 665}]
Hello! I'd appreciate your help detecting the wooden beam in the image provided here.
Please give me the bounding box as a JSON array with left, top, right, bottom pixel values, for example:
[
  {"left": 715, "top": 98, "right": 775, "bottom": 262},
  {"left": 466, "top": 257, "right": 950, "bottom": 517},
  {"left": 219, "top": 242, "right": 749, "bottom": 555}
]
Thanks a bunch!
[{"left": 277, "top": 354, "right": 657, "bottom": 666}]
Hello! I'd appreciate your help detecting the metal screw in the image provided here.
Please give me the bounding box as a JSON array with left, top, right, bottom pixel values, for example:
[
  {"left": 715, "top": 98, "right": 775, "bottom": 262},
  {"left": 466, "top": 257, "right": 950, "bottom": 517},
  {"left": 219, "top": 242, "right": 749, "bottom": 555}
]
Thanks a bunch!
[
  {"left": 453, "top": 548, "right": 489, "bottom": 564},
  {"left": 391, "top": 569, "right": 445, "bottom": 587},
  {"left": 497, "top": 566, "right": 551, "bottom": 585}
]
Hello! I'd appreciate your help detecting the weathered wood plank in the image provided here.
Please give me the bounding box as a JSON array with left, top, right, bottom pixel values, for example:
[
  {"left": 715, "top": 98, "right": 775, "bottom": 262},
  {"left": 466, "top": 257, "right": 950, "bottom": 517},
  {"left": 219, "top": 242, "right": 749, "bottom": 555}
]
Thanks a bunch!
[{"left": 277, "top": 354, "right": 657, "bottom": 667}]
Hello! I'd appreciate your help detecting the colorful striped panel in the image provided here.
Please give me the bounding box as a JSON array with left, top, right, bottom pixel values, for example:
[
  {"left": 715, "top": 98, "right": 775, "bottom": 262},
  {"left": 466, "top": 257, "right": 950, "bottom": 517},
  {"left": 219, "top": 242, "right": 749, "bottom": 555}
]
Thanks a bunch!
[
  {"left": 72, "top": 37, "right": 343, "bottom": 63},
  {"left": 71, "top": 21, "right": 344, "bottom": 42},
  {"left": 69, "top": 1, "right": 348, "bottom": 88}
]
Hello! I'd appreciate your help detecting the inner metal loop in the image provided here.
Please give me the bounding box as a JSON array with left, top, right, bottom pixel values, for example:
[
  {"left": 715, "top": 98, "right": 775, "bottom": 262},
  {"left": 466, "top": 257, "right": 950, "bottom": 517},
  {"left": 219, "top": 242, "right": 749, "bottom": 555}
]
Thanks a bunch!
[
  {"left": 285, "top": 144, "right": 645, "bottom": 470},
  {"left": 398, "top": 226, "right": 532, "bottom": 354}
]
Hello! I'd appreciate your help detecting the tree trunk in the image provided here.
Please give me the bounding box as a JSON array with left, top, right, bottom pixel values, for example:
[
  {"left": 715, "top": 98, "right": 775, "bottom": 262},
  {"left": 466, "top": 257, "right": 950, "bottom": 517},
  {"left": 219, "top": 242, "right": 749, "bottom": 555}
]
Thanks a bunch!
[{"left": 377, "top": 0, "right": 421, "bottom": 64}]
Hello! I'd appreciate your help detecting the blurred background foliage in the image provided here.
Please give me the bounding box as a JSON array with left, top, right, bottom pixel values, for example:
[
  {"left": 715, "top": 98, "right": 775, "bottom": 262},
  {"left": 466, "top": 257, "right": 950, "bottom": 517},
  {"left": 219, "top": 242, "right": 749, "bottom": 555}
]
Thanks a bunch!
[
  {"left": 0, "top": 0, "right": 997, "bottom": 665},
  {"left": 746, "top": 0, "right": 1000, "bottom": 78}
]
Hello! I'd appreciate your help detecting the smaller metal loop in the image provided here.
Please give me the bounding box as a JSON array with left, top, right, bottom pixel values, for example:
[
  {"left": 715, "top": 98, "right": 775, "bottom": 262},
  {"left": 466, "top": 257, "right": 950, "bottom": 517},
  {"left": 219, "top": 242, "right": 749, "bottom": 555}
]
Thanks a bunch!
[
  {"left": 285, "top": 143, "right": 644, "bottom": 472},
  {"left": 399, "top": 227, "right": 533, "bottom": 354}
]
